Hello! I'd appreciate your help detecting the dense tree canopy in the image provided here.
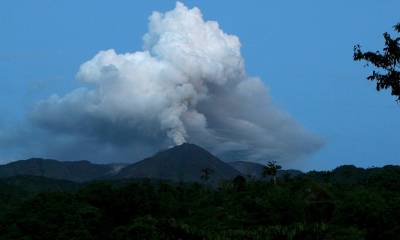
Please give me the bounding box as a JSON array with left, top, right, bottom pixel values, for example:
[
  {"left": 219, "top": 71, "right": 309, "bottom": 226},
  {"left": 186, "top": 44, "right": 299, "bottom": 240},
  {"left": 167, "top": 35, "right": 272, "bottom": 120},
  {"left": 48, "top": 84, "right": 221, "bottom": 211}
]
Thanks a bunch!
[
  {"left": 354, "top": 23, "right": 400, "bottom": 101},
  {"left": 0, "top": 165, "right": 400, "bottom": 239}
]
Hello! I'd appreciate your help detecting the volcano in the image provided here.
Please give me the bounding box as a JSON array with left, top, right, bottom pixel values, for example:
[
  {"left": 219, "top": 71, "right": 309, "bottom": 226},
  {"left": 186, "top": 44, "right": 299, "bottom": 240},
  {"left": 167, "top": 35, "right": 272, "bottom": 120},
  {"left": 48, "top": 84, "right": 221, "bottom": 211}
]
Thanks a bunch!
[{"left": 116, "top": 143, "right": 241, "bottom": 183}]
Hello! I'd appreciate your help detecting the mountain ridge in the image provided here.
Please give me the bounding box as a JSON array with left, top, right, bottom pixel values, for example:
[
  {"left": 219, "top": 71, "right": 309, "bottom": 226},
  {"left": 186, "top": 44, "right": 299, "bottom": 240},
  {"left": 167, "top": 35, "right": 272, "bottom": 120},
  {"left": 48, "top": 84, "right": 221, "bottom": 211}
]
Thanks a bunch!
[
  {"left": 0, "top": 144, "right": 304, "bottom": 183},
  {"left": 0, "top": 158, "right": 123, "bottom": 182},
  {"left": 115, "top": 143, "right": 241, "bottom": 183}
]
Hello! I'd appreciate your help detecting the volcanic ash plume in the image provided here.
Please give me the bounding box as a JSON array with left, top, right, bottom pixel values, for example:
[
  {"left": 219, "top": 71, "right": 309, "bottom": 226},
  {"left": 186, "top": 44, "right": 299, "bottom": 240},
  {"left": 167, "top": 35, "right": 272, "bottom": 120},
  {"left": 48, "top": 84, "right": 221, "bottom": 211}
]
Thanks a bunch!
[{"left": 27, "top": 2, "right": 323, "bottom": 163}]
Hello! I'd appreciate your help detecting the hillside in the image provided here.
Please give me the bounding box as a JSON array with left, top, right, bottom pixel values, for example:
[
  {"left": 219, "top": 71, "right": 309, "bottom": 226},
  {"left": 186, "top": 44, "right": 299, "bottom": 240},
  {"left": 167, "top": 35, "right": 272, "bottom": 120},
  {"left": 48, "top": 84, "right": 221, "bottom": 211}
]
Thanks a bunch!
[
  {"left": 116, "top": 143, "right": 241, "bottom": 182},
  {"left": 228, "top": 161, "right": 303, "bottom": 179},
  {"left": 0, "top": 158, "right": 122, "bottom": 182}
]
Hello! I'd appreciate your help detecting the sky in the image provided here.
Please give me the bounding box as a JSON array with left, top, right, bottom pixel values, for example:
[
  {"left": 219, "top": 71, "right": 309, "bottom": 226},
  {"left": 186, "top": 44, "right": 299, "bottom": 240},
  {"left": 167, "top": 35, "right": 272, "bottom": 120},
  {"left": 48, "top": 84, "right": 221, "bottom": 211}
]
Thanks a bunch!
[{"left": 0, "top": 0, "right": 399, "bottom": 171}]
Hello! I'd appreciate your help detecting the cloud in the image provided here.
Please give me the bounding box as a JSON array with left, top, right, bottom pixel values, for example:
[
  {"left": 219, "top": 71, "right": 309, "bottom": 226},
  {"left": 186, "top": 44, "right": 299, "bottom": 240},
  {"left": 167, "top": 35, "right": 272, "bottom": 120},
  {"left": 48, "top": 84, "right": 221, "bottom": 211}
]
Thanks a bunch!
[{"left": 0, "top": 2, "right": 323, "bottom": 164}]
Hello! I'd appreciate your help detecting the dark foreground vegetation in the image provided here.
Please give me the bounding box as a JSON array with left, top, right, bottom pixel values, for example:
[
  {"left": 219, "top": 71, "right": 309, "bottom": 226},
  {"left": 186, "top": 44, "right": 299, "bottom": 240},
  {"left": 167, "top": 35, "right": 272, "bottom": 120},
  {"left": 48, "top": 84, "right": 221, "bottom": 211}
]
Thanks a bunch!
[{"left": 0, "top": 165, "right": 399, "bottom": 240}]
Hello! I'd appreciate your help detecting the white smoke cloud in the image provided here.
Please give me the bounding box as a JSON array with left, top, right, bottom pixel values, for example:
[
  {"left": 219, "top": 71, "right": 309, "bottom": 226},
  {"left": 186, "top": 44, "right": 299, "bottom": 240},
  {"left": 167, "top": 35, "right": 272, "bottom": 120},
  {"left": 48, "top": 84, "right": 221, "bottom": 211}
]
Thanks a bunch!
[{"left": 3, "top": 2, "right": 323, "bottom": 164}]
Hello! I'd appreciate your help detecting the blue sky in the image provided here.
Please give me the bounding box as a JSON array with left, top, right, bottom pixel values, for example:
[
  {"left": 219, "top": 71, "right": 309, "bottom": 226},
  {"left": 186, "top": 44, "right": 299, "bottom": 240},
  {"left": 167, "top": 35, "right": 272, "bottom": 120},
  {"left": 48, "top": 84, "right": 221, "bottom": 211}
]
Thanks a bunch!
[{"left": 1, "top": 0, "right": 399, "bottom": 170}]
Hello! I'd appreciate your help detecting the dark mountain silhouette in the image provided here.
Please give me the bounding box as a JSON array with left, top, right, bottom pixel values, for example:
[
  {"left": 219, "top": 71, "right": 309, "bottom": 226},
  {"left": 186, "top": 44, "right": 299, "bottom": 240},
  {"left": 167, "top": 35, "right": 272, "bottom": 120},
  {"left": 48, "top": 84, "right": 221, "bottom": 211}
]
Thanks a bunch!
[
  {"left": 116, "top": 143, "right": 241, "bottom": 182},
  {"left": 229, "top": 161, "right": 303, "bottom": 179},
  {"left": 1, "top": 145, "right": 310, "bottom": 183},
  {"left": 0, "top": 158, "right": 125, "bottom": 182},
  {"left": 228, "top": 161, "right": 265, "bottom": 178}
]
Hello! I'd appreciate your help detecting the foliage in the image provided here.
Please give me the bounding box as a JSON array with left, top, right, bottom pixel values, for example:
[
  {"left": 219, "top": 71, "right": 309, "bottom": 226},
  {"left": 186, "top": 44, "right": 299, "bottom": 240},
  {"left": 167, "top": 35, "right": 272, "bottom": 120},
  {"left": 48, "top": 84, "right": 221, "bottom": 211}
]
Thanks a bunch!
[
  {"left": 354, "top": 23, "right": 400, "bottom": 101},
  {"left": 0, "top": 165, "right": 399, "bottom": 239},
  {"left": 262, "top": 161, "right": 282, "bottom": 184}
]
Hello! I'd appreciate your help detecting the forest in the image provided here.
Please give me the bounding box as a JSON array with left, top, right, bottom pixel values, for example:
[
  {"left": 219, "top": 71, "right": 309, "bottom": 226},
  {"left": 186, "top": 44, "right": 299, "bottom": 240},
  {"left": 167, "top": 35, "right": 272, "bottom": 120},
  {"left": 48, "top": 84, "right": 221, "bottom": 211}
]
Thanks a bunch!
[{"left": 0, "top": 164, "right": 399, "bottom": 240}]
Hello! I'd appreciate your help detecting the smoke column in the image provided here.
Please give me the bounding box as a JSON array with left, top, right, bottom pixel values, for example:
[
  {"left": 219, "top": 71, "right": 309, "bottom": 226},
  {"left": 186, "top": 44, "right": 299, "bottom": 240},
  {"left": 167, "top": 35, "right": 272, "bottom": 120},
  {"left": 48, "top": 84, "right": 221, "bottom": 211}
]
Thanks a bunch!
[{"left": 2, "top": 2, "right": 323, "bottom": 164}]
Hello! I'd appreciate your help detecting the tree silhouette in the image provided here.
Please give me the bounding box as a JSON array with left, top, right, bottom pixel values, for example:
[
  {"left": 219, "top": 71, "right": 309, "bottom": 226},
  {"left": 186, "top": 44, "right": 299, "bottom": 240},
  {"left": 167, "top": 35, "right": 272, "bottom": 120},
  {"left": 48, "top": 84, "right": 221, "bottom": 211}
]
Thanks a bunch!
[
  {"left": 354, "top": 23, "right": 400, "bottom": 101},
  {"left": 200, "top": 168, "right": 213, "bottom": 183},
  {"left": 262, "top": 161, "right": 282, "bottom": 184}
]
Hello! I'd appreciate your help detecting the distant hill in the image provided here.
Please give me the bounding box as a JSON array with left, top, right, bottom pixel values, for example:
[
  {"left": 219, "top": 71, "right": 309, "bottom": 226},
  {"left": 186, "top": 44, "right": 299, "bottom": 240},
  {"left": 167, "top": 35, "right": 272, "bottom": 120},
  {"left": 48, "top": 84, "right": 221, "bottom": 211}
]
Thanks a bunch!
[
  {"left": 228, "top": 161, "right": 265, "bottom": 178},
  {"left": 116, "top": 143, "right": 241, "bottom": 183},
  {"left": 308, "top": 164, "right": 400, "bottom": 187},
  {"left": 0, "top": 158, "right": 125, "bottom": 182},
  {"left": 1, "top": 145, "right": 314, "bottom": 184},
  {"left": 228, "top": 161, "right": 303, "bottom": 179}
]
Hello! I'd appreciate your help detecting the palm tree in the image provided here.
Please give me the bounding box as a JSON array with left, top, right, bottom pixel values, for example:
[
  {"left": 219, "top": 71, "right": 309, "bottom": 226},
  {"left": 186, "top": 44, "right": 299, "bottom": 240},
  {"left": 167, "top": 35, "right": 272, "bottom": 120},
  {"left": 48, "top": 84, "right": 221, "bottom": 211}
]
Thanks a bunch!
[{"left": 262, "top": 161, "right": 282, "bottom": 184}]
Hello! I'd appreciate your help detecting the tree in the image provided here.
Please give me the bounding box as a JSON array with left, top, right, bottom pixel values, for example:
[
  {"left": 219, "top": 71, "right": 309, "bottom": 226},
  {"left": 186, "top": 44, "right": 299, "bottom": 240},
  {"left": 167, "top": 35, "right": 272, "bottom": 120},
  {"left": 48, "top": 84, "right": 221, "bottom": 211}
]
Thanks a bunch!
[
  {"left": 200, "top": 168, "right": 213, "bottom": 183},
  {"left": 354, "top": 23, "right": 400, "bottom": 101},
  {"left": 262, "top": 161, "right": 282, "bottom": 184},
  {"left": 232, "top": 175, "right": 247, "bottom": 192}
]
